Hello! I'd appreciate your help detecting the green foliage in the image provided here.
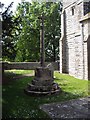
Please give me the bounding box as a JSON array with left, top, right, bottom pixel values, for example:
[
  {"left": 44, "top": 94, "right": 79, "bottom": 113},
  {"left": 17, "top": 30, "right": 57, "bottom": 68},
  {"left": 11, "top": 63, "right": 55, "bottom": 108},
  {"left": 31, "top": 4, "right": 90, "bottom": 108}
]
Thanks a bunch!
[
  {"left": 1, "top": 1, "right": 62, "bottom": 62},
  {"left": 44, "top": 2, "right": 61, "bottom": 61},
  {"left": 14, "top": 2, "right": 40, "bottom": 62},
  {"left": 2, "top": 70, "right": 88, "bottom": 119},
  {"left": 2, "top": 2, "right": 19, "bottom": 61},
  {"left": 14, "top": 1, "right": 61, "bottom": 62}
]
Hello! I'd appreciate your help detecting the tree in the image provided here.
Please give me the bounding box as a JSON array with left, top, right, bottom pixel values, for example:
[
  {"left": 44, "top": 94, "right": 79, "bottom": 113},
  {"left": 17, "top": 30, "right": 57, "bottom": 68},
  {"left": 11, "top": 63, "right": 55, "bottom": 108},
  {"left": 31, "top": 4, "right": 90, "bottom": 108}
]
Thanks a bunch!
[
  {"left": 2, "top": 2, "right": 19, "bottom": 61},
  {"left": 15, "top": 1, "right": 62, "bottom": 62},
  {"left": 44, "top": 2, "right": 61, "bottom": 61},
  {"left": 14, "top": 1, "right": 40, "bottom": 62}
]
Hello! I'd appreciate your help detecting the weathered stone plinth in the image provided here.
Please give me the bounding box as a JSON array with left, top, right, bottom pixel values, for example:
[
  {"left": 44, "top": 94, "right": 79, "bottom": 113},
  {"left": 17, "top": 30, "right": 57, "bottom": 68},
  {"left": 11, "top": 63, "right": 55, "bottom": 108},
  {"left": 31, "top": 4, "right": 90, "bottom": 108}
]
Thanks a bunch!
[{"left": 24, "top": 67, "right": 61, "bottom": 96}]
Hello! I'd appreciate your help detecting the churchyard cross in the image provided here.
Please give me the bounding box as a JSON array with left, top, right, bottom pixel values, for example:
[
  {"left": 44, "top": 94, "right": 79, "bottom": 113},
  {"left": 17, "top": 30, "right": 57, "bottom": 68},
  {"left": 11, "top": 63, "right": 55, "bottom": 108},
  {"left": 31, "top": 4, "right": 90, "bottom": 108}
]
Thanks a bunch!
[
  {"left": 24, "top": 14, "right": 60, "bottom": 96},
  {"left": 38, "top": 14, "right": 45, "bottom": 67}
]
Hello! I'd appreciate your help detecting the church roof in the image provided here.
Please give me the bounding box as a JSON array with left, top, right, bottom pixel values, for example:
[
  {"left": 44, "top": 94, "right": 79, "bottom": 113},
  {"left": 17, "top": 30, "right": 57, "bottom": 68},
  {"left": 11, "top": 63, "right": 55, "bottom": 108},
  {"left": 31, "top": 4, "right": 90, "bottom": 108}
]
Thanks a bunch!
[{"left": 63, "top": 0, "right": 83, "bottom": 8}]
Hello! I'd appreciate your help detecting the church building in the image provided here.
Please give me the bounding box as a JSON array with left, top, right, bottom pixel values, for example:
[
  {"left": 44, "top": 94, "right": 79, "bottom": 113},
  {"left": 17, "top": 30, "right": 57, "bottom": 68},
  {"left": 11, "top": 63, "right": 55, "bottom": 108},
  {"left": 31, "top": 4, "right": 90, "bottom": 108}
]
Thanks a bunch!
[{"left": 60, "top": 0, "right": 90, "bottom": 79}]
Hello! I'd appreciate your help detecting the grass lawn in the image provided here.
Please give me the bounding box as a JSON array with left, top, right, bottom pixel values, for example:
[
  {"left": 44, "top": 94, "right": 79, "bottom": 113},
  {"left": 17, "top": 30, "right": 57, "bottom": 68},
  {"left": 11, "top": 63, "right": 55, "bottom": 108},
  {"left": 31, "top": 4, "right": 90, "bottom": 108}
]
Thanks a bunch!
[{"left": 2, "top": 70, "right": 89, "bottom": 119}]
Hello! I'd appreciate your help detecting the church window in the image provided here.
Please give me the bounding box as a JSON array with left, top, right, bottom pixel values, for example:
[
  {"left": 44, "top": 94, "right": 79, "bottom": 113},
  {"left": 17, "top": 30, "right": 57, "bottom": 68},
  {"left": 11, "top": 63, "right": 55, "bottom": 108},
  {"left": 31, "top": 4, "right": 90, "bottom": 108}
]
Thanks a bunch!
[
  {"left": 84, "top": 1, "right": 90, "bottom": 15},
  {"left": 71, "top": 7, "right": 75, "bottom": 15}
]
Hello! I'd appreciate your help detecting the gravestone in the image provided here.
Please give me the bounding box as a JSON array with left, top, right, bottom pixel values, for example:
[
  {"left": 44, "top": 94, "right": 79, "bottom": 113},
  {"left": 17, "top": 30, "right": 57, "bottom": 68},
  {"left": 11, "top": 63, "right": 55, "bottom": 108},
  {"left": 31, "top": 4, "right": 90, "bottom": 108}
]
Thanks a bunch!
[{"left": 24, "top": 14, "right": 61, "bottom": 96}]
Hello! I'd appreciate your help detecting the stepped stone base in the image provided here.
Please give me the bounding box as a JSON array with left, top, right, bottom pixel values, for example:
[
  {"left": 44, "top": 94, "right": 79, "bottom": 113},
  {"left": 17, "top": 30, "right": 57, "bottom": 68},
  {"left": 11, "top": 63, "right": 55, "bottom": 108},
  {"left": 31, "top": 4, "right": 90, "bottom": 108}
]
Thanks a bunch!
[{"left": 24, "top": 67, "right": 61, "bottom": 96}]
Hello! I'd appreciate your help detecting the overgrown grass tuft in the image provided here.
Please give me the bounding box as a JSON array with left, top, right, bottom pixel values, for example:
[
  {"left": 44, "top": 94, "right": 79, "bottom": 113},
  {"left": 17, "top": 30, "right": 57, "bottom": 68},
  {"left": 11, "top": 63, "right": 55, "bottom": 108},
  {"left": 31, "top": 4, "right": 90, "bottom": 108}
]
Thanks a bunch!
[{"left": 2, "top": 70, "right": 89, "bottom": 119}]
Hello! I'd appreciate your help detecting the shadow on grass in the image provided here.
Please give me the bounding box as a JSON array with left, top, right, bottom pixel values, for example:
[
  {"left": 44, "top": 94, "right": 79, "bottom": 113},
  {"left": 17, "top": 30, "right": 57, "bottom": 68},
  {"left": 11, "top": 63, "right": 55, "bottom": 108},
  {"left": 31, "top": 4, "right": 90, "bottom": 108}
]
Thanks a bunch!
[
  {"left": 2, "top": 71, "right": 34, "bottom": 85},
  {"left": 2, "top": 74, "right": 84, "bottom": 119}
]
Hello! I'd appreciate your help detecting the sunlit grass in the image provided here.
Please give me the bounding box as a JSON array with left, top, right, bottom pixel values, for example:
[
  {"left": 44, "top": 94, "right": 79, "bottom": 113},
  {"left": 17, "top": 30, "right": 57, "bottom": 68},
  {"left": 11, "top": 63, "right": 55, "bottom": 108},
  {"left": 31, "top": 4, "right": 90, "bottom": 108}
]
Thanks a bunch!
[
  {"left": 2, "top": 70, "right": 89, "bottom": 119},
  {"left": 54, "top": 72, "right": 88, "bottom": 97},
  {"left": 5, "top": 70, "right": 34, "bottom": 75}
]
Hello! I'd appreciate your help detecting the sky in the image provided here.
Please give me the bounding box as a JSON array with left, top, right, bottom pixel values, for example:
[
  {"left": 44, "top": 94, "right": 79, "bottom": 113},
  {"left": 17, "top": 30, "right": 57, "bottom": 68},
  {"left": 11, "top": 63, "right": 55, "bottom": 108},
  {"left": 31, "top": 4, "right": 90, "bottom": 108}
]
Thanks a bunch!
[
  {"left": 0, "top": 0, "right": 32, "bottom": 12},
  {"left": 0, "top": 0, "right": 61, "bottom": 13}
]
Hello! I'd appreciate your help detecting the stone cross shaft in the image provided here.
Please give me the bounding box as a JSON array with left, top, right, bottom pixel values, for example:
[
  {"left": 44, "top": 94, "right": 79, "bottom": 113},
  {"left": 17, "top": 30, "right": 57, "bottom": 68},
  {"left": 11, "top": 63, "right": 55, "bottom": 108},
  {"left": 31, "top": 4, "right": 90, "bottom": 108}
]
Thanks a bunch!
[{"left": 38, "top": 15, "right": 45, "bottom": 67}]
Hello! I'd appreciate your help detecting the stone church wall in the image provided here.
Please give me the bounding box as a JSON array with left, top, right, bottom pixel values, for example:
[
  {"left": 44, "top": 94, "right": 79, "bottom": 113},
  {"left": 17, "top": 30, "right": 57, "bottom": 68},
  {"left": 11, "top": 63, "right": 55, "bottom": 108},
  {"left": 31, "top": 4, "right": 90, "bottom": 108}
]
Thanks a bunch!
[
  {"left": 60, "top": 0, "right": 89, "bottom": 79},
  {"left": 83, "top": 20, "right": 90, "bottom": 79}
]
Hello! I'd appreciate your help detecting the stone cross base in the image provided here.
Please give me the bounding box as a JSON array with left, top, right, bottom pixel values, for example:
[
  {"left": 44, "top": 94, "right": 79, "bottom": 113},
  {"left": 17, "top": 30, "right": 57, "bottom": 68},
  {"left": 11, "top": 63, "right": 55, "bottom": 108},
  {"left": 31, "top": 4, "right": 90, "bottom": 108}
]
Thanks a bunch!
[{"left": 24, "top": 67, "right": 61, "bottom": 96}]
